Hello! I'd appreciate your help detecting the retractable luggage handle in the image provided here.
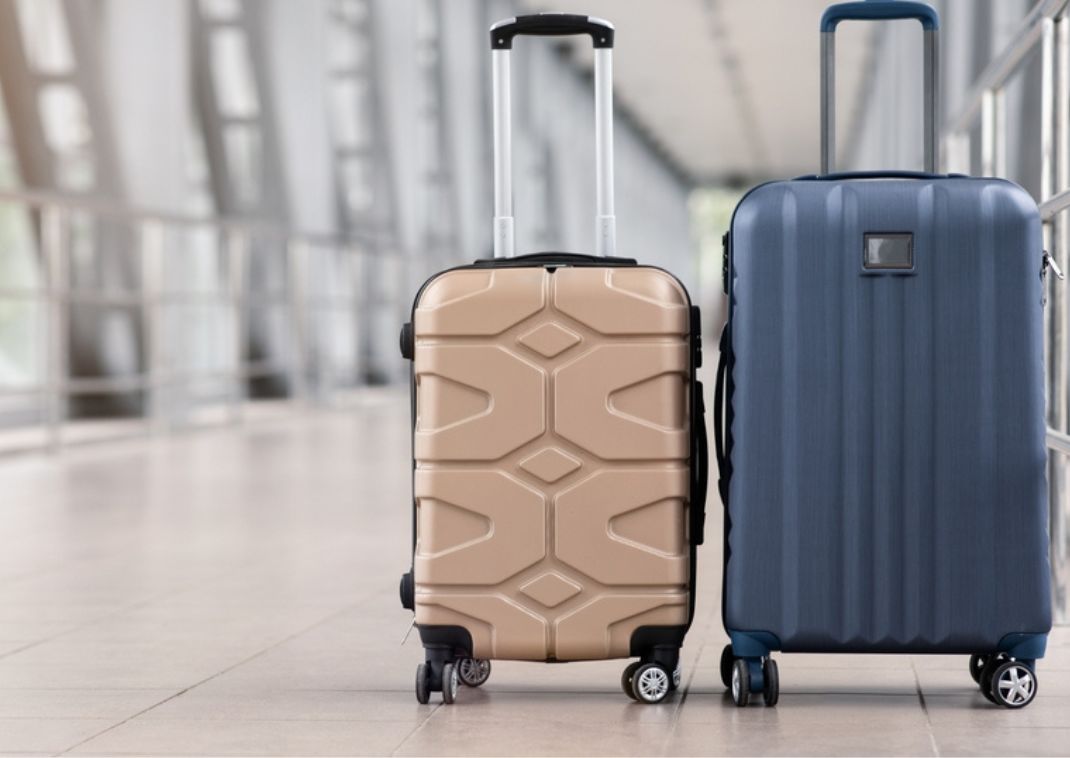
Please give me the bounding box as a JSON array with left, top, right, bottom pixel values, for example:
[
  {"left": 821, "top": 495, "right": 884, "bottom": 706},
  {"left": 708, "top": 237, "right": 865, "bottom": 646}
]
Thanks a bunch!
[
  {"left": 820, "top": 1, "right": 939, "bottom": 174},
  {"left": 489, "top": 14, "right": 616, "bottom": 258}
]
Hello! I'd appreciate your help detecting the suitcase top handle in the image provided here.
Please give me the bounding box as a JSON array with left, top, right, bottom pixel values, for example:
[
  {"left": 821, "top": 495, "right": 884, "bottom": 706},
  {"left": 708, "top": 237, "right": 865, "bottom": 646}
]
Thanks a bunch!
[
  {"left": 490, "top": 14, "right": 615, "bottom": 50},
  {"left": 820, "top": 1, "right": 938, "bottom": 32},
  {"left": 489, "top": 14, "right": 616, "bottom": 259},
  {"left": 820, "top": 1, "right": 939, "bottom": 174}
]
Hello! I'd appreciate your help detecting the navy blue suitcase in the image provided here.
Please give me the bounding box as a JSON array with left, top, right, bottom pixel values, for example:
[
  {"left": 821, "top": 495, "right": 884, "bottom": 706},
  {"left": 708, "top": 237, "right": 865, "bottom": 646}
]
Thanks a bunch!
[{"left": 716, "top": 1, "right": 1053, "bottom": 709}]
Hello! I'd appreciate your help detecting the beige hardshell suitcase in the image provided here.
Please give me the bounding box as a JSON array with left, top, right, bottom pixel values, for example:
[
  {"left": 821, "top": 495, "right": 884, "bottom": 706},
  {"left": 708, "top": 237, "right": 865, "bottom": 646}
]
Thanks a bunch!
[{"left": 398, "top": 13, "right": 707, "bottom": 705}]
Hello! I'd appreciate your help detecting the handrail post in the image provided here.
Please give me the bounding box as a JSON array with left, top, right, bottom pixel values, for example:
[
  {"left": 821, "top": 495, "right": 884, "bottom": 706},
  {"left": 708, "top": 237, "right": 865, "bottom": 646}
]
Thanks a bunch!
[
  {"left": 1043, "top": 17, "right": 1056, "bottom": 205},
  {"left": 227, "top": 229, "right": 248, "bottom": 424},
  {"left": 141, "top": 220, "right": 166, "bottom": 432},
  {"left": 942, "top": 131, "right": 970, "bottom": 174},
  {"left": 287, "top": 239, "right": 309, "bottom": 405},
  {"left": 43, "top": 207, "right": 68, "bottom": 452},
  {"left": 981, "top": 89, "right": 995, "bottom": 175},
  {"left": 981, "top": 88, "right": 1008, "bottom": 177}
]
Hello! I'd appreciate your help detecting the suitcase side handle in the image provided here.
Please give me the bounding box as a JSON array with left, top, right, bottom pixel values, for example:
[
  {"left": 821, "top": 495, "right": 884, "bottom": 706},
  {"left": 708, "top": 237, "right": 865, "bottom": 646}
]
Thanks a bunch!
[
  {"left": 490, "top": 14, "right": 616, "bottom": 259},
  {"left": 713, "top": 326, "right": 730, "bottom": 508},
  {"left": 490, "top": 14, "right": 614, "bottom": 50},
  {"left": 692, "top": 381, "right": 709, "bottom": 545},
  {"left": 820, "top": 1, "right": 939, "bottom": 174}
]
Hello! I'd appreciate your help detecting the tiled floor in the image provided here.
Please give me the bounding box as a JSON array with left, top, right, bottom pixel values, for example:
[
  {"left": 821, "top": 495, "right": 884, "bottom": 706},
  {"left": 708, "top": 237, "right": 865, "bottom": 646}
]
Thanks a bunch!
[{"left": 0, "top": 389, "right": 1068, "bottom": 757}]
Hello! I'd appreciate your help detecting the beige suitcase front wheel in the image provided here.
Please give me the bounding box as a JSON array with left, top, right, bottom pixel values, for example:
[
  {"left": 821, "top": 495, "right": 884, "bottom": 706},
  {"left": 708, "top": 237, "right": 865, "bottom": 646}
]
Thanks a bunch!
[
  {"left": 440, "top": 662, "right": 459, "bottom": 705},
  {"left": 621, "top": 661, "right": 641, "bottom": 700},
  {"left": 631, "top": 662, "right": 671, "bottom": 704},
  {"left": 414, "top": 663, "right": 431, "bottom": 705}
]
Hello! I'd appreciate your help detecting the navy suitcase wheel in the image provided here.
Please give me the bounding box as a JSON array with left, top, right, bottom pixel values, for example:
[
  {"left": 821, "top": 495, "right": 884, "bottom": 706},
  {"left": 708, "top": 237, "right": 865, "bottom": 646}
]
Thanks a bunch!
[{"left": 717, "top": 1, "right": 1053, "bottom": 709}]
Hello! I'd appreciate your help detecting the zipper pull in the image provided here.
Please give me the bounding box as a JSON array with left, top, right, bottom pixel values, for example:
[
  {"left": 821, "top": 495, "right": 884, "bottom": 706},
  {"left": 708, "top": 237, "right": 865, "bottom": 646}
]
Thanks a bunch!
[
  {"left": 1044, "top": 250, "right": 1065, "bottom": 281},
  {"left": 721, "top": 232, "right": 730, "bottom": 294}
]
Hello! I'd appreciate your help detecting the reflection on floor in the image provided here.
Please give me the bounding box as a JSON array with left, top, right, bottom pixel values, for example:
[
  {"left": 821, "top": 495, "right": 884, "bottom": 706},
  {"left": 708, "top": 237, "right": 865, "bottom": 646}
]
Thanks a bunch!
[{"left": 0, "top": 389, "right": 1067, "bottom": 757}]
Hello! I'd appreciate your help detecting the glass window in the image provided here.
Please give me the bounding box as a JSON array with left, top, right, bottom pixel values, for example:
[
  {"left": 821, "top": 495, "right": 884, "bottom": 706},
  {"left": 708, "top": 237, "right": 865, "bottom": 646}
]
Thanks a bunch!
[
  {"left": 38, "top": 85, "right": 91, "bottom": 153},
  {"left": 341, "top": 158, "right": 374, "bottom": 216},
  {"left": 328, "top": 22, "right": 366, "bottom": 71},
  {"left": 14, "top": 0, "right": 74, "bottom": 74},
  {"left": 210, "top": 29, "right": 260, "bottom": 118},
  {"left": 330, "top": 79, "right": 368, "bottom": 148},
  {"left": 37, "top": 85, "right": 94, "bottom": 191},
  {"left": 223, "top": 124, "right": 262, "bottom": 209},
  {"left": 330, "top": 0, "right": 368, "bottom": 26},
  {"left": 0, "top": 93, "right": 20, "bottom": 189},
  {"left": 198, "top": 0, "right": 242, "bottom": 21}
]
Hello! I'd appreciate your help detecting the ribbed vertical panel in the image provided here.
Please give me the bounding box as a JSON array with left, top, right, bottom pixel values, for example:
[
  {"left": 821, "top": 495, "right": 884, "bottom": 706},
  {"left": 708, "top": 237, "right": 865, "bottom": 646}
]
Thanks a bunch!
[
  {"left": 779, "top": 191, "right": 799, "bottom": 643},
  {"left": 726, "top": 177, "right": 1052, "bottom": 653}
]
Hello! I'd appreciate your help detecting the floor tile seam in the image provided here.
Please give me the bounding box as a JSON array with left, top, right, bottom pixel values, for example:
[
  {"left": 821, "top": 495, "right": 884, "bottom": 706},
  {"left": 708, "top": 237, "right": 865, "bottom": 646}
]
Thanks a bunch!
[
  {"left": 53, "top": 603, "right": 364, "bottom": 756},
  {"left": 910, "top": 657, "right": 940, "bottom": 757},
  {"left": 387, "top": 705, "right": 442, "bottom": 757},
  {"left": 0, "top": 562, "right": 270, "bottom": 663},
  {"left": 658, "top": 618, "right": 710, "bottom": 757}
]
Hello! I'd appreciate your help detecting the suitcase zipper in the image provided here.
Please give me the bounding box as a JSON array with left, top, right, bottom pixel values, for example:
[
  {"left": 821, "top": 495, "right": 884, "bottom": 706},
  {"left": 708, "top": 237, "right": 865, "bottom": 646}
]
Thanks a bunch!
[
  {"left": 1042, "top": 250, "right": 1064, "bottom": 306},
  {"left": 1043, "top": 250, "right": 1064, "bottom": 281}
]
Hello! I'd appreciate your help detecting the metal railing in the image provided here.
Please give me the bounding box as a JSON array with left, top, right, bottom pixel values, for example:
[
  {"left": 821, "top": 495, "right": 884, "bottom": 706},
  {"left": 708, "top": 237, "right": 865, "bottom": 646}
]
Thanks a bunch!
[
  {"left": 0, "top": 188, "right": 402, "bottom": 453},
  {"left": 942, "top": 0, "right": 1070, "bottom": 449},
  {"left": 940, "top": 0, "right": 1070, "bottom": 621}
]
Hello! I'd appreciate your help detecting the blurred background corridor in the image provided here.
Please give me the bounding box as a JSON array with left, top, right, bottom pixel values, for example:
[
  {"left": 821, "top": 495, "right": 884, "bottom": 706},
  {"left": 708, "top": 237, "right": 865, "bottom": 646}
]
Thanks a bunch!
[{"left": 1, "top": 0, "right": 1069, "bottom": 755}]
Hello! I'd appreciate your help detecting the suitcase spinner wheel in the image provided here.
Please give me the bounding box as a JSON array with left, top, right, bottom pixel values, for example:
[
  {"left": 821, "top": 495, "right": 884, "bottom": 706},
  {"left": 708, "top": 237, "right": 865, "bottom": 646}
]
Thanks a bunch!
[
  {"left": 440, "top": 662, "right": 459, "bottom": 705},
  {"left": 414, "top": 663, "right": 430, "bottom": 705},
  {"left": 761, "top": 658, "right": 780, "bottom": 707},
  {"left": 630, "top": 662, "right": 673, "bottom": 704},
  {"left": 969, "top": 654, "right": 987, "bottom": 684},
  {"left": 622, "top": 655, "right": 681, "bottom": 704},
  {"left": 456, "top": 658, "right": 492, "bottom": 687},
  {"left": 976, "top": 654, "right": 1039, "bottom": 708},
  {"left": 413, "top": 659, "right": 461, "bottom": 705},
  {"left": 988, "top": 660, "right": 1038, "bottom": 709},
  {"left": 621, "top": 662, "right": 641, "bottom": 700},
  {"left": 724, "top": 649, "right": 779, "bottom": 708},
  {"left": 719, "top": 644, "right": 733, "bottom": 688},
  {"left": 730, "top": 659, "right": 750, "bottom": 707}
]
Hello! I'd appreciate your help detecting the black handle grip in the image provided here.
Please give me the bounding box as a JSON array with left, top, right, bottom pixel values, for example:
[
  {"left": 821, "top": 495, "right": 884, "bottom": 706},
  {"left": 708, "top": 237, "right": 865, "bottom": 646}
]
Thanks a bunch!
[
  {"left": 820, "top": 1, "right": 939, "bottom": 32},
  {"left": 691, "top": 381, "right": 709, "bottom": 546},
  {"left": 713, "top": 326, "right": 730, "bottom": 507},
  {"left": 797, "top": 170, "right": 967, "bottom": 182},
  {"left": 490, "top": 14, "right": 614, "bottom": 50}
]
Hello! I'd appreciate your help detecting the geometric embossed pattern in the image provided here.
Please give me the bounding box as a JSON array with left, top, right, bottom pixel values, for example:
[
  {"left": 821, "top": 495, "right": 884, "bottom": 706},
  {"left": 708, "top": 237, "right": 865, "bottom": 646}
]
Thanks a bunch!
[
  {"left": 556, "top": 344, "right": 690, "bottom": 460},
  {"left": 412, "top": 265, "right": 692, "bottom": 661},
  {"left": 519, "top": 572, "right": 582, "bottom": 608},
  {"left": 414, "top": 345, "right": 545, "bottom": 461},
  {"left": 518, "top": 447, "right": 581, "bottom": 483},
  {"left": 517, "top": 321, "right": 581, "bottom": 358}
]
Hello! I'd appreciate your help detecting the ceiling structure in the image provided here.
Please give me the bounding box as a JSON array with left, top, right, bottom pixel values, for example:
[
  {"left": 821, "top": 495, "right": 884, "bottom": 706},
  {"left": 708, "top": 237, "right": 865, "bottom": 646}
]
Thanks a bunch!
[{"left": 524, "top": 0, "right": 878, "bottom": 183}]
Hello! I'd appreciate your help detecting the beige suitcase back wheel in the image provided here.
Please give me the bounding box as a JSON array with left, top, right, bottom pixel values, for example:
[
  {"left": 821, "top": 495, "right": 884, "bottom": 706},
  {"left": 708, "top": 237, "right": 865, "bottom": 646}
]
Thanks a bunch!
[{"left": 457, "top": 658, "right": 492, "bottom": 687}]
